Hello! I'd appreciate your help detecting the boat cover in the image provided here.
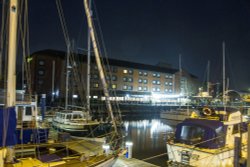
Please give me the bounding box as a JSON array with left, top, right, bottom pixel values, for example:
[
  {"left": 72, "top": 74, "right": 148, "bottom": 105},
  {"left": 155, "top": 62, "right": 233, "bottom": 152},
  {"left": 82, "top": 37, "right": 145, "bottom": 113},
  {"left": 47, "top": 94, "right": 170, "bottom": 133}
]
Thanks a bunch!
[
  {"left": 0, "top": 107, "right": 17, "bottom": 146},
  {"left": 175, "top": 118, "right": 226, "bottom": 148}
]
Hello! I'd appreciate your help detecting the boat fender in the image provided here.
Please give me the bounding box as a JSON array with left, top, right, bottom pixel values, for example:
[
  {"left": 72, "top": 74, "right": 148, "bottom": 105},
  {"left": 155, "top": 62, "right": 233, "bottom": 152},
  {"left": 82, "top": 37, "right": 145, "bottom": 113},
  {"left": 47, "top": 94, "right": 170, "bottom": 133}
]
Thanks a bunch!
[{"left": 202, "top": 107, "right": 213, "bottom": 116}]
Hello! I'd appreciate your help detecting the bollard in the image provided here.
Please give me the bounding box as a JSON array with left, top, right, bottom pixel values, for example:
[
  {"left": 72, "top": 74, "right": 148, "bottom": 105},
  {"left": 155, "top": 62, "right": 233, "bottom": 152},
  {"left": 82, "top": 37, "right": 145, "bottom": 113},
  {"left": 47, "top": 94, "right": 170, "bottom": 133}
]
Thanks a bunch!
[{"left": 125, "top": 142, "right": 133, "bottom": 159}]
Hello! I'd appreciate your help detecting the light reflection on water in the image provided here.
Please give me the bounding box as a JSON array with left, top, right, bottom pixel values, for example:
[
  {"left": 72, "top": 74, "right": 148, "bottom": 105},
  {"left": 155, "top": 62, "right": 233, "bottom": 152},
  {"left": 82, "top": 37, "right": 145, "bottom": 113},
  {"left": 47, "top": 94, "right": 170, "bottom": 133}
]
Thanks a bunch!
[{"left": 123, "top": 116, "right": 174, "bottom": 166}]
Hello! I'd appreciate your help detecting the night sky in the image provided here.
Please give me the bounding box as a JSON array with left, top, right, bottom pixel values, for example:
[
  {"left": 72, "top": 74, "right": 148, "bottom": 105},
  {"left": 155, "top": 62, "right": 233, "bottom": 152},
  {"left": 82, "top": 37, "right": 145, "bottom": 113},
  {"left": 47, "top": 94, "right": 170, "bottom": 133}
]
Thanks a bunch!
[{"left": 2, "top": 0, "right": 250, "bottom": 91}]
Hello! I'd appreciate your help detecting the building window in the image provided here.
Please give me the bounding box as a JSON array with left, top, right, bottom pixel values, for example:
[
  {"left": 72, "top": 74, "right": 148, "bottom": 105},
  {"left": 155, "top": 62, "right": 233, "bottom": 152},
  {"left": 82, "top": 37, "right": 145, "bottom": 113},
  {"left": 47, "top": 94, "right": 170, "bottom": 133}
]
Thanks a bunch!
[
  {"left": 169, "top": 82, "right": 173, "bottom": 86},
  {"left": 169, "top": 75, "right": 173, "bottom": 79},
  {"left": 128, "top": 77, "right": 133, "bottom": 82},
  {"left": 157, "top": 80, "right": 160, "bottom": 85},
  {"left": 138, "top": 78, "right": 142, "bottom": 83},
  {"left": 169, "top": 89, "right": 172, "bottom": 93},
  {"left": 165, "top": 82, "right": 168, "bottom": 85},
  {"left": 38, "top": 80, "right": 44, "bottom": 85},
  {"left": 143, "top": 79, "right": 148, "bottom": 84},
  {"left": 94, "top": 65, "right": 98, "bottom": 71},
  {"left": 165, "top": 75, "right": 169, "bottom": 78},
  {"left": 165, "top": 88, "right": 168, "bottom": 92},
  {"left": 93, "top": 83, "right": 99, "bottom": 88},
  {"left": 106, "top": 75, "right": 110, "bottom": 80},
  {"left": 38, "top": 69, "right": 45, "bottom": 76},
  {"left": 112, "top": 67, "right": 118, "bottom": 73},
  {"left": 152, "top": 87, "right": 156, "bottom": 92},
  {"left": 128, "top": 85, "right": 133, "bottom": 90},
  {"left": 112, "top": 75, "right": 117, "bottom": 81},
  {"left": 38, "top": 60, "right": 45, "bottom": 66},
  {"left": 111, "top": 84, "right": 117, "bottom": 89},
  {"left": 152, "top": 73, "right": 157, "bottom": 77},
  {"left": 152, "top": 80, "right": 156, "bottom": 84},
  {"left": 138, "top": 86, "right": 142, "bottom": 91},
  {"left": 143, "top": 72, "right": 148, "bottom": 76},
  {"left": 157, "top": 88, "right": 160, "bottom": 92},
  {"left": 128, "top": 69, "right": 133, "bottom": 75},
  {"left": 123, "top": 85, "right": 128, "bottom": 90},
  {"left": 92, "top": 74, "right": 99, "bottom": 79},
  {"left": 139, "top": 71, "right": 143, "bottom": 76},
  {"left": 143, "top": 86, "right": 148, "bottom": 91},
  {"left": 123, "top": 69, "right": 128, "bottom": 74},
  {"left": 157, "top": 73, "right": 160, "bottom": 78},
  {"left": 123, "top": 77, "right": 127, "bottom": 82}
]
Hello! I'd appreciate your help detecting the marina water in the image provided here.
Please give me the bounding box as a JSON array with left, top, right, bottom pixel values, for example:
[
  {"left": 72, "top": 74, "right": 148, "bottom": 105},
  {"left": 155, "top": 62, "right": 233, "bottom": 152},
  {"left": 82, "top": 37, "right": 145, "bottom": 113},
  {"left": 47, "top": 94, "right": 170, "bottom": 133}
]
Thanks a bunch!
[{"left": 123, "top": 114, "right": 174, "bottom": 167}]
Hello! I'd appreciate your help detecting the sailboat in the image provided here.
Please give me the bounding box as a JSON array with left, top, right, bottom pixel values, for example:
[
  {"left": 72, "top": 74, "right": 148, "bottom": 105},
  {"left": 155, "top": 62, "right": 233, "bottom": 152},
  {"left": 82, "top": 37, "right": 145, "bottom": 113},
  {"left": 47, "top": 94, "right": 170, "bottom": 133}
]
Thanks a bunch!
[
  {"left": 0, "top": 0, "right": 123, "bottom": 166},
  {"left": 166, "top": 42, "right": 248, "bottom": 167},
  {"left": 51, "top": 0, "right": 114, "bottom": 138}
]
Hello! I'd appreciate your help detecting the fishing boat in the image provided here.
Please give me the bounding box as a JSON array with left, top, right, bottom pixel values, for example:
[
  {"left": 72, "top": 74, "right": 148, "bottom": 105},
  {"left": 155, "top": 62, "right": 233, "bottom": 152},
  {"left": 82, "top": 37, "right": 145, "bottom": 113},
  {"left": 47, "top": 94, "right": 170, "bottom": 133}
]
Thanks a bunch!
[{"left": 166, "top": 107, "right": 248, "bottom": 166}]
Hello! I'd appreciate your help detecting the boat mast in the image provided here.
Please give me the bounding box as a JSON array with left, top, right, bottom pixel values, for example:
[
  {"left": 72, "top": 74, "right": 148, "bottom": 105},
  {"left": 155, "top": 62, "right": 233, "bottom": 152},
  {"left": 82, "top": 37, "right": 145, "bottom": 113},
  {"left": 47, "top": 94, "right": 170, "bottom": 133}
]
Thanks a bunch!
[
  {"left": 207, "top": 60, "right": 210, "bottom": 94},
  {"left": 65, "top": 42, "right": 70, "bottom": 110},
  {"left": 86, "top": 0, "right": 92, "bottom": 114},
  {"left": 222, "top": 41, "right": 226, "bottom": 106},
  {"left": 83, "top": 0, "right": 117, "bottom": 134},
  {"left": 7, "top": 0, "right": 18, "bottom": 107}
]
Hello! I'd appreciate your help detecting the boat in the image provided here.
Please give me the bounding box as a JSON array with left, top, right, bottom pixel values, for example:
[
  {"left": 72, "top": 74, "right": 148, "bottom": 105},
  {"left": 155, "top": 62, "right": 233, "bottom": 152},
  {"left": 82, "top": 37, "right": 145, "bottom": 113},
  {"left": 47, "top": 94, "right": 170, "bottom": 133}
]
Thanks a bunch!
[
  {"left": 166, "top": 42, "right": 248, "bottom": 167},
  {"left": 0, "top": 0, "right": 123, "bottom": 166},
  {"left": 166, "top": 106, "right": 248, "bottom": 166},
  {"left": 160, "top": 108, "right": 198, "bottom": 122}
]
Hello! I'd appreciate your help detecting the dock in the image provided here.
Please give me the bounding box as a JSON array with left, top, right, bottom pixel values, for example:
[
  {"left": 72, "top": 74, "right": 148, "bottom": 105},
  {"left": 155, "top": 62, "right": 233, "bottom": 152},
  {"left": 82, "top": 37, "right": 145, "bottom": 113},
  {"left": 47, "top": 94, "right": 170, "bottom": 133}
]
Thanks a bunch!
[{"left": 113, "top": 157, "right": 160, "bottom": 167}]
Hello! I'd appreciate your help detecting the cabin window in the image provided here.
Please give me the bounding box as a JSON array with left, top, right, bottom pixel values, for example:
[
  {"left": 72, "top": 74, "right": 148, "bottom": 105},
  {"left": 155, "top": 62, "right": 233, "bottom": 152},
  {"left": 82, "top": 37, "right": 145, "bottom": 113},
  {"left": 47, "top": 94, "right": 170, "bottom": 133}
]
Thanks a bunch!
[
  {"left": 232, "top": 124, "right": 240, "bottom": 134},
  {"left": 180, "top": 125, "right": 205, "bottom": 144},
  {"left": 66, "top": 115, "right": 71, "bottom": 120},
  {"left": 25, "top": 107, "right": 32, "bottom": 116}
]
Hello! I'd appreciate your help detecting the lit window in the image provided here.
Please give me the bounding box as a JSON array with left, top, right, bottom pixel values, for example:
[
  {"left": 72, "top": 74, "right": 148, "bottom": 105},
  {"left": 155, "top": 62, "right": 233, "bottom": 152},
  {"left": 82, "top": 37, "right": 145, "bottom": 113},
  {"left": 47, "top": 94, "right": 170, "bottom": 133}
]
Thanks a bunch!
[
  {"left": 139, "top": 71, "right": 143, "bottom": 76},
  {"left": 143, "top": 86, "right": 148, "bottom": 91},
  {"left": 169, "top": 82, "right": 173, "bottom": 86},
  {"left": 93, "top": 83, "right": 99, "bottom": 88},
  {"left": 157, "top": 88, "right": 160, "bottom": 92},
  {"left": 111, "top": 84, "right": 117, "bottom": 89},
  {"left": 123, "top": 69, "right": 128, "bottom": 74},
  {"left": 157, "top": 73, "right": 160, "bottom": 78},
  {"left": 152, "top": 80, "right": 156, "bottom": 84},
  {"left": 165, "top": 89, "right": 168, "bottom": 92},
  {"left": 128, "top": 69, "right": 133, "bottom": 74},
  {"left": 138, "top": 78, "right": 142, "bottom": 83},
  {"left": 143, "top": 79, "right": 148, "bottom": 84},
  {"left": 153, "top": 73, "right": 157, "bottom": 77},
  {"left": 169, "top": 89, "right": 172, "bottom": 93},
  {"left": 152, "top": 87, "right": 156, "bottom": 92},
  {"left": 165, "top": 75, "right": 169, "bottom": 78},
  {"left": 123, "top": 77, "right": 127, "bottom": 82},
  {"left": 165, "top": 82, "right": 168, "bottom": 85},
  {"left": 128, "top": 77, "right": 133, "bottom": 82},
  {"left": 157, "top": 80, "right": 160, "bottom": 85},
  {"left": 128, "top": 86, "right": 133, "bottom": 90},
  {"left": 169, "top": 75, "right": 173, "bottom": 79},
  {"left": 123, "top": 85, "right": 128, "bottom": 90},
  {"left": 143, "top": 72, "right": 148, "bottom": 76},
  {"left": 138, "top": 86, "right": 142, "bottom": 91}
]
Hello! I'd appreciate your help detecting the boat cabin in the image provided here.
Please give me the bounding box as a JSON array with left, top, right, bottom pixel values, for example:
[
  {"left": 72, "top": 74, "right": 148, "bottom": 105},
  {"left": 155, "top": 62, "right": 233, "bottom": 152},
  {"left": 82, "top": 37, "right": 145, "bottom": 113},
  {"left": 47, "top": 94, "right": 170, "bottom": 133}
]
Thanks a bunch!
[{"left": 174, "top": 107, "right": 248, "bottom": 149}]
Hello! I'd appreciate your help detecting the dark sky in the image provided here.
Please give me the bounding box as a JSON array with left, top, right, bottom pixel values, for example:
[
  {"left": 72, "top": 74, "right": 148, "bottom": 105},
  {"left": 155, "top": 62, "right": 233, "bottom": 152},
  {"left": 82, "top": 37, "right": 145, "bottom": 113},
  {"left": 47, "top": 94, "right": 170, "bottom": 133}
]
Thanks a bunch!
[{"left": 3, "top": 0, "right": 250, "bottom": 91}]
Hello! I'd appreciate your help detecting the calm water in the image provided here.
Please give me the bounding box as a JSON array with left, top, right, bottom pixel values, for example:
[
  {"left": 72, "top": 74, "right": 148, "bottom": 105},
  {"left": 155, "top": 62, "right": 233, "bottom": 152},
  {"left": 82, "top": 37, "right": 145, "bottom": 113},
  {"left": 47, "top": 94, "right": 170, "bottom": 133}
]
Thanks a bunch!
[{"left": 122, "top": 114, "right": 175, "bottom": 167}]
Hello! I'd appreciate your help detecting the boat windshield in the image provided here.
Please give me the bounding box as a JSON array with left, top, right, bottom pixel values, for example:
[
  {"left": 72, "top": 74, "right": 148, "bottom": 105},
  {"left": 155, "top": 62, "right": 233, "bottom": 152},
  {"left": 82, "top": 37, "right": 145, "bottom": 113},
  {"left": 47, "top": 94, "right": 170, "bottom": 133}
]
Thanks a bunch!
[{"left": 180, "top": 125, "right": 205, "bottom": 144}]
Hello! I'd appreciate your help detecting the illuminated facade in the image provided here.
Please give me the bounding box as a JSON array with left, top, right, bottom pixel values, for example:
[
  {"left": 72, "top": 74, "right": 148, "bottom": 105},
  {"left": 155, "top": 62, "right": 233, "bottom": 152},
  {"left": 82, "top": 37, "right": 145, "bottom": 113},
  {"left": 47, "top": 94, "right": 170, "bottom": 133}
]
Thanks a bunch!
[{"left": 30, "top": 50, "right": 199, "bottom": 104}]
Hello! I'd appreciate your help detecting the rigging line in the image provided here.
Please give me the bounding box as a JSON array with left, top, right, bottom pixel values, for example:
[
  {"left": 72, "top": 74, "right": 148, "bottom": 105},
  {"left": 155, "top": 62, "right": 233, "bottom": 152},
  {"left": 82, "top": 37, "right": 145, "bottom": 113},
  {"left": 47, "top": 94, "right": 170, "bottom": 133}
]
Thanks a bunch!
[
  {"left": 142, "top": 152, "right": 168, "bottom": 161},
  {"left": 55, "top": 0, "right": 70, "bottom": 44}
]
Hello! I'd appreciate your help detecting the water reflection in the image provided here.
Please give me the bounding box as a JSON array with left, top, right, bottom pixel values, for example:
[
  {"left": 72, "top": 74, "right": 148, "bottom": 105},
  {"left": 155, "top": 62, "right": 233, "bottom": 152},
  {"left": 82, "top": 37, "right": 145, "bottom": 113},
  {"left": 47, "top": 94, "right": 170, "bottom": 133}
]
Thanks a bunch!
[{"left": 123, "top": 116, "right": 174, "bottom": 166}]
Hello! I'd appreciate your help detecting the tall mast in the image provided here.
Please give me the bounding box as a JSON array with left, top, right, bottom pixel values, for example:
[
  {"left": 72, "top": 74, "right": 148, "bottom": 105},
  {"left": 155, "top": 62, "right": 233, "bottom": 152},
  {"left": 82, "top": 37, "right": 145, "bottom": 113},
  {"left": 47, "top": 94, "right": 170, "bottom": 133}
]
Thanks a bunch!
[
  {"left": 65, "top": 42, "right": 70, "bottom": 110},
  {"left": 84, "top": 0, "right": 117, "bottom": 134},
  {"left": 7, "top": 0, "right": 18, "bottom": 107},
  {"left": 207, "top": 60, "right": 210, "bottom": 94},
  {"left": 86, "top": 0, "right": 92, "bottom": 113},
  {"left": 179, "top": 54, "right": 182, "bottom": 94},
  {"left": 222, "top": 41, "right": 226, "bottom": 106}
]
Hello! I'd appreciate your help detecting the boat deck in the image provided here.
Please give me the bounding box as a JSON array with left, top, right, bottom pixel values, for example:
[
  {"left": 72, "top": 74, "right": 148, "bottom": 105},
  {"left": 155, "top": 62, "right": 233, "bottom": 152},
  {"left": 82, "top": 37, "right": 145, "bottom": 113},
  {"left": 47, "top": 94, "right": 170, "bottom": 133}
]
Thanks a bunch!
[{"left": 113, "top": 157, "right": 160, "bottom": 167}]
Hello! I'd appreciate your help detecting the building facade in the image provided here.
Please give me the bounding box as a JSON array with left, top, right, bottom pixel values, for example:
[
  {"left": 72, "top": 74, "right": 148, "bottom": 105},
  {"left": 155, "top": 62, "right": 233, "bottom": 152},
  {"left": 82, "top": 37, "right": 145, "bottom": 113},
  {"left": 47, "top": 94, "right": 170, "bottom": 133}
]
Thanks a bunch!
[{"left": 30, "top": 50, "right": 200, "bottom": 105}]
